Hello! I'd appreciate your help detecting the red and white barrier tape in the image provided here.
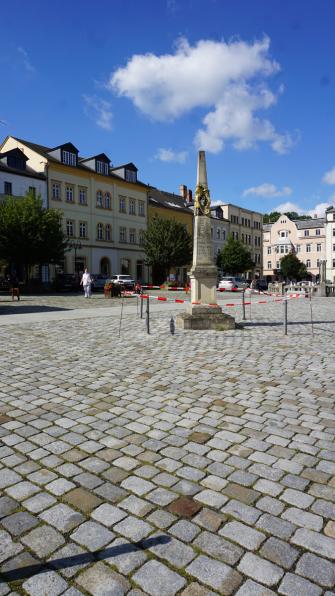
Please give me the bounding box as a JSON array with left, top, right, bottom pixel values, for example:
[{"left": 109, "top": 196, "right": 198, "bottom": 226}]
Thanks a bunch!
[{"left": 137, "top": 292, "right": 307, "bottom": 307}]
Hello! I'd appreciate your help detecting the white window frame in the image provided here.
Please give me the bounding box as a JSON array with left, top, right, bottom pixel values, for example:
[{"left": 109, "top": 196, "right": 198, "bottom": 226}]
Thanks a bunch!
[
  {"left": 65, "top": 185, "right": 74, "bottom": 202},
  {"left": 79, "top": 222, "right": 87, "bottom": 238},
  {"left": 97, "top": 223, "right": 103, "bottom": 240},
  {"left": 66, "top": 220, "right": 74, "bottom": 237},
  {"left": 52, "top": 182, "right": 61, "bottom": 200}
]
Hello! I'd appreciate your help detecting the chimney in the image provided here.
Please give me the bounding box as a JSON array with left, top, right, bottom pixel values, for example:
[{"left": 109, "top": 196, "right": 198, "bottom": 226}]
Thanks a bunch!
[
  {"left": 187, "top": 189, "right": 193, "bottom": 203},
  {"left": 179, "top": 184, "right": 187, "bottom": 199}
]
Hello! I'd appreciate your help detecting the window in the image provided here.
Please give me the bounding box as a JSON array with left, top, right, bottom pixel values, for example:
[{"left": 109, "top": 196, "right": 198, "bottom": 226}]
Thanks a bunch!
[
  {"left": 333, "top": 259, "right": 335, "bottom": 267},
  {"left": 222, "top": 231, "right": 226, "bottom": 241},
  {"left": 119, "top": 196, "right": 126, "bottom": 213},
  {"left": 306, "top": 244, "right": 311, "bottom": 253},
  {"left": 129, "top": 228, "right": 136, "bottom": 244},
  {"left": 241, "top": 217, "right": 244, "bottom": 226},
  {"left": 4, "top": 181, "right": 12, "bottom": 195},
  {"left": 105, "top": 224, "right": 111, "bottom": 241},
  {"left": 306, "top": 259, "right": 311, "bottom": 268},
  {"left": 235, "top": 232, "right": 238, "bottom": 240},
  {"left": 216, "top": 229, "right": 220, "bottom": 240},
  {"left": 52, "top": 182, "right": 61, "bottom": 200},
  {"left": 79, "top": 188, "right": 87, "bottom": 205},
  {"left": 96, "top": 191, "right": 103, "bottom": 207},
  {"left": 66, "top": 220, "right": 74, "bottom": 237},
  {"left": 96, "top": 161, "right": 108, "bottom": 175},
  {"left": 66, "top": 186, "right": 74, "bottom": 202},
  {"left": 267, "top": 261, "right": 272, "bottom": 269},
  {"left": 280, "top": 245, "right": 285, "bottom": 254},
  {"left": 333, "top": 229, "right": 335, "bottom": 237},
  {"left": 280, "top": 230, "right": 288, "bottom": 238},
  {"left": 333, "top": 244, "right": 335, "bottom": 252},
  {"left": 104, "top": 192, "right": 111, "bottom": 209},
  {"left": 62, "top": 151, "right": 76, "bottom": 166},
  {"left": 296, "top": 244, "right": 301, "bottom": 253},
  {"left": 125, "top": 169, "right": 137, "bottom": 183},
  {"left": 139, "top": 230, "right": 145, "bottom": 245},
  {"left": 129, "top": 198, "right": 136, "bottom": 215},
  {"left": 79, "top": 222, "right": 87, "bottom": 238},
  {"left": 317, "top": 259, "right": 320, "bottom": 267},
  {"left": 29, "top": 186, "right": 36, "bottom": 197},
  {"left": 138, "top": 201, "right": 145, "bottom": 216},
  {"left": 97, "top": 223, "right": 103, "bottom": 240},
  {"left": 276, "top": 261, "right": 280, "bottom": 269},
  {"left": 317, "top": 243, "right": 322, "bottom": 252},
  {"left": 316, "top": 229, "right": 320, "bottom": 236},
  {"left": 304, "top": 230, "right": 310, "bottom": 237},
  {"left": 267, "top": 247, "right": 271, "bottom": 254},
  {"left": 119, "top": 227, "right": 126, "bottom": 242}
]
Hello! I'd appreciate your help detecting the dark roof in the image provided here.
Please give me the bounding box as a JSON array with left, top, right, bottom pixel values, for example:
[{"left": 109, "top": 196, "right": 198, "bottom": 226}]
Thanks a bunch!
[
  {"left": 148, "top": 186, "right": 193, "bottom": 214},
  {"left": 50, "top": 142, "right": 79, "bottom": 153},
  {"left": 110, "top": 162, "right": 138, "bottom": 172},
  {"left": 0, "top": 161, "right": 46, "bottom": 179},
  {"left": 80, "top": 153, "right": 111, "bottom": 164},
  {"left": 294, "top": 218, "right": 325, "bottom": 229},
  {"left": 0, "top": 148, "right": 28, "bottom": 161},
  {"left": 11, "top": 137, "right": 146, "bottom": 186}
]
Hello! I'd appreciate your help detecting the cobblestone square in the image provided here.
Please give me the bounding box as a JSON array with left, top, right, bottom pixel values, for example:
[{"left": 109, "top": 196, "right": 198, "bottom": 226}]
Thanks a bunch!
[{"left": 0, "top": 293, "right": 334, "bottom": 594}]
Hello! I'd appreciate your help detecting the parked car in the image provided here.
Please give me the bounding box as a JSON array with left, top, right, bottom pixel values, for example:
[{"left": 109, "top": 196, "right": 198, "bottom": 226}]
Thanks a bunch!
[
  {"left": 218, "top": 277, "right": 249, "bottom": 291},
  {"left": 110, "top": 274, "right": 135, "bottom": 290},
  {"left": 91, "top": 274, "right": 109, "bottom": 291},
  {"left": 52, "top": 274, "right": 80, "bottom": 292}
]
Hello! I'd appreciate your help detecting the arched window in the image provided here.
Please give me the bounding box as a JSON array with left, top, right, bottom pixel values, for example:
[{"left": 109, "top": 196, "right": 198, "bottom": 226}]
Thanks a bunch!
[
  {"left": 105, "top": 192, "right": 111, "bottom": 209},
  {"left": 96, "top": 191, "right": 103, "bottom": 207},
  {"left": 105, "top": 224, "right": 111, "bottom": 241},
  {"left": 97, "top": 223, "right": 103, "bottom": 240}
]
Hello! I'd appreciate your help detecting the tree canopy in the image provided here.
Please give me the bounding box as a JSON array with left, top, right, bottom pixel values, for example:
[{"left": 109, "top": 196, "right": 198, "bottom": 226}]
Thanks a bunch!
[
  {"left": 217, "top": 234, "right": 254, "bottom": 275},
  {"left": 143, "top": 216, "right": 192, "bottom": 283},
  {"left": 0, "top": 192, "right": 67, "bottom": 280},
  {"left": 263, "top": 211, "right": 312, "bottom": 224},
  {"left": 279, "top": 252, "right": 308, "bottom": 281}
]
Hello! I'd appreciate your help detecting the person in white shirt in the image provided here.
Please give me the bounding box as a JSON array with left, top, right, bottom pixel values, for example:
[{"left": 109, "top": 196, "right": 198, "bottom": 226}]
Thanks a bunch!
[{"left": 80, "top": 268, "right": 92, "bottom": 298}]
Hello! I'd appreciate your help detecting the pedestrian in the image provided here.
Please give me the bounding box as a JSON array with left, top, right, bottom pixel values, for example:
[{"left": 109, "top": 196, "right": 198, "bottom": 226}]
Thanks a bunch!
[{"left": 80, "top": 268, "right": 92, "bottom": 298}]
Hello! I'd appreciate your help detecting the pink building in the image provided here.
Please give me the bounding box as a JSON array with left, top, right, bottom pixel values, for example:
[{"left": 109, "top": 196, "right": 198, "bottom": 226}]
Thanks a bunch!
[{"left": 263, "top": 214, "right": 325, "bottom": 281}]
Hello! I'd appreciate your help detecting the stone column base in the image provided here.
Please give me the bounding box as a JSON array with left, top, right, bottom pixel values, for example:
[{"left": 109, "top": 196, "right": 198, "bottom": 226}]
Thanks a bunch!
[{"left": 176, "top": 305, "right": 235, "bottom": 331}]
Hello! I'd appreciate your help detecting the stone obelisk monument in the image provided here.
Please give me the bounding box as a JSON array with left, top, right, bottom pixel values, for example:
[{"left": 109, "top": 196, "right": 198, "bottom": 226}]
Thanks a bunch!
[{"left": 176, "top": 151, "right": 235, "bottom": 330}]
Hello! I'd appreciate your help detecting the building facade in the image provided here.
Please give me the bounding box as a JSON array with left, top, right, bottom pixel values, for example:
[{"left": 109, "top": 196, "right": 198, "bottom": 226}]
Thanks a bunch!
[
  {"left": 0, "top": 136, "right": 149, "bottom": 281},
  {"left": 325, "top": 206, "right": 335, "bottom": 282},
  {"left": 0, "top": 148, "right": 47, "bottom": 206},
  {"left": 213, "top": 203, "right": 263, "bottom": 277},
  {"left": 148, "top": 185, "right": 193, "bottom": 283},
  {"left": 209, "top": 206, "right": 230, "bottom": 261},
  {"left": 263, "top": 214, "right": 325, "bottom": 281}
]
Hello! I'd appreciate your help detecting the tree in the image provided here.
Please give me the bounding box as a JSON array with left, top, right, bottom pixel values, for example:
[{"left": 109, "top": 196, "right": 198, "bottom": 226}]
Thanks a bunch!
[
  {"left": 0, "top": 192, "right": 67, "bottom": 281},
  {"left": 263, "top": 211, "right": 312, "bottom": 223},
  {"left": 279, "top": 252, "right": 308, "bottom": 281},
  {"left": 217, "top": 234, "right": 254, "bottom": 275},
  {"left": 143, "top": 216, "right": 192, "bottom": 283}
]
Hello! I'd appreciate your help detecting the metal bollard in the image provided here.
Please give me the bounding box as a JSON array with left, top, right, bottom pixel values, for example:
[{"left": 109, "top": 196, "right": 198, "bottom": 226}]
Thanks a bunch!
[
  {"left": 242, "top": 289, "right": 246, "bottom": 321},
  {"left": 146, "top": 296, "right": 150, "bottom": 334},
  {"left": 283, "top": 298, "right": 288, "bottom": 335},
  {"left": 140, "top": 291, "right": 143, "bottom": 319},
  {"left": 170, "top": 316, "right": 175, "bottom": 335}
]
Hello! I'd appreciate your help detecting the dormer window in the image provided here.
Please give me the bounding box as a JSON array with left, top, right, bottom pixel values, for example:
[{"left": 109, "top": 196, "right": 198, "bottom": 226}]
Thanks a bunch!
[
  {"left": 125, "top": 169, "right": 137, "bottom": 183},
  {"left": 62, "top": 151, "right": 77, "bottom": 166},
  {"left": 96, "top": 161, "right": 109, "bottom": 176}
]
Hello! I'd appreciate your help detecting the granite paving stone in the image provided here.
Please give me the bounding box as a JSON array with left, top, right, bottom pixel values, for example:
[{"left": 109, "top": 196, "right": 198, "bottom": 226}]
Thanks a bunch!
[
  {"left": 133, "top": 559, "right": 186, "bottom": 595},
  {"left": 1, "top": 295, "right": 335, "bottom": 594}
]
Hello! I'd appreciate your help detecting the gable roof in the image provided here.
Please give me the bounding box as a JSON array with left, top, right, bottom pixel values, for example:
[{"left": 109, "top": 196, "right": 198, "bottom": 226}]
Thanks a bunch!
[{"left": 148, "top": 186, "right": 193, "bottom": 214}]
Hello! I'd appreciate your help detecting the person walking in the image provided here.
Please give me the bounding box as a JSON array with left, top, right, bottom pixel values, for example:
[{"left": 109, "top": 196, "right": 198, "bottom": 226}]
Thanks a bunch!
[{"left": 80, "top": 268, "right": 92, "bottom": 298}]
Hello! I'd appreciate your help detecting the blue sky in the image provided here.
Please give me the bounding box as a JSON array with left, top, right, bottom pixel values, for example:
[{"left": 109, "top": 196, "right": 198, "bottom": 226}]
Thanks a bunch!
[{"left": 2, "top": 0, "right": 335, "bottom": 216}]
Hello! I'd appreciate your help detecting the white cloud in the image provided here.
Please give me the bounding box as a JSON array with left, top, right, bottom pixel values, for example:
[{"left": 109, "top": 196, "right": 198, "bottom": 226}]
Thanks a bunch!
[
  {"left": 83, "top": 95, "right": 113, "bottom": 131},
  {"left": 274, "top": 201, "right": 332, "bottom": 218},
  {"left": 17, "top": 47, "right": 35, "bottom": 73},
  {"left": 243, "top": 183, "right": 292, "bottom": 198},
  {"left": 155, "top": 148, "right": 188, "bottom": 163},
  {"left": 109, "top": 36, "right": 295, "bottom": 154},
  {"left": 322, "top": 167, "right": 335, "bottom": 185}
]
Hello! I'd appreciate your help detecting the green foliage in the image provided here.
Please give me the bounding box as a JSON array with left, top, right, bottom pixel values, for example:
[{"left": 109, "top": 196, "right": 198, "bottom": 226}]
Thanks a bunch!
[
  {"left": 217, "top": 234, "right": 254, "bottom": 275},
  {"left": 143, "top": 216, "right": 192, "bottom": 283},
  {"left": 0, "top": 192, "right": 67, "bottom": 279},
  {"left": 263, "top": 211, "right": 312, "bottom": 223},
  {"left": 279, "top": 252, "right": 308, "bottom": 281}
]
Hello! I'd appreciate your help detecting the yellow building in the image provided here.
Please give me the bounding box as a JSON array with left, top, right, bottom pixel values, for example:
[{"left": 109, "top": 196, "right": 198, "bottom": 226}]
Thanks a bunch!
[
  {"left": 1, "top": 136, "right": 149, "bottom": 281},
  {"left": 148, "top": 185, "right": 193, "bottom": 283}
]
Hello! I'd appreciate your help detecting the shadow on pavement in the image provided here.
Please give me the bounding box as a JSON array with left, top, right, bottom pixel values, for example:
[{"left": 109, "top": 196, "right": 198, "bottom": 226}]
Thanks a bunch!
[
  {"left": 1, "top": 535, "right": 171, "bottom": 582},
  {"left": 0, "top": 305, "right": 72, "bottom": 315},
  {"left": 241, "top": 320, "right": 335, "bottom": 327}
]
